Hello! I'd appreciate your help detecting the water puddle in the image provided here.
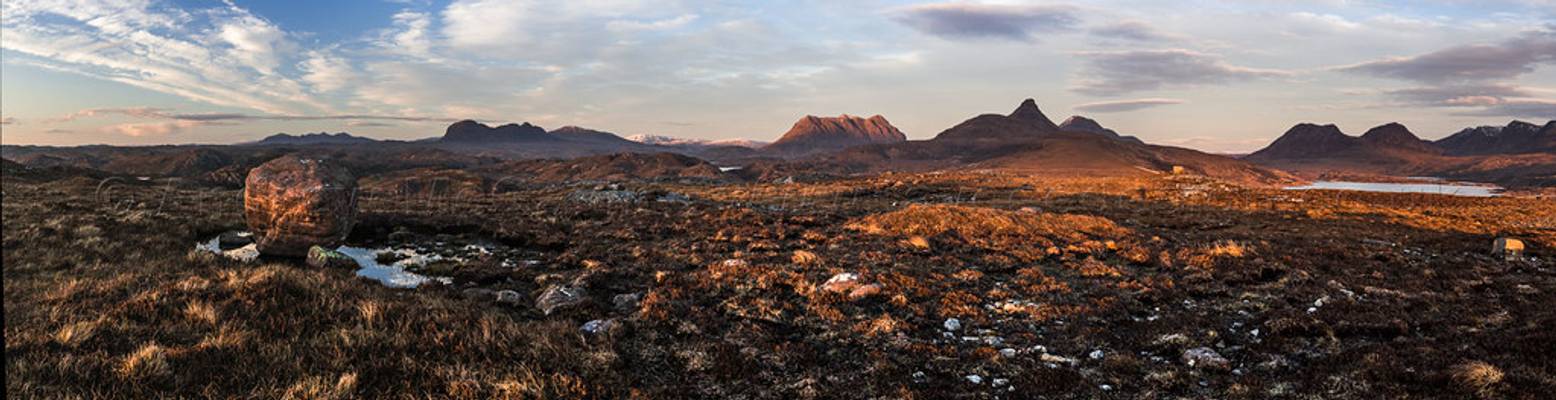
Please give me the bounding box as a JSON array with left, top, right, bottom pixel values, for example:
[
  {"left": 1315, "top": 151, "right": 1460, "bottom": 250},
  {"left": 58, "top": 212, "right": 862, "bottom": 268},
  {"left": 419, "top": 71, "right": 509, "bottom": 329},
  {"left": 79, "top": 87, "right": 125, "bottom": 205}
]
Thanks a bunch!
[{"left": 1284, "top": 180, "right": 1502, "bottom": 197}]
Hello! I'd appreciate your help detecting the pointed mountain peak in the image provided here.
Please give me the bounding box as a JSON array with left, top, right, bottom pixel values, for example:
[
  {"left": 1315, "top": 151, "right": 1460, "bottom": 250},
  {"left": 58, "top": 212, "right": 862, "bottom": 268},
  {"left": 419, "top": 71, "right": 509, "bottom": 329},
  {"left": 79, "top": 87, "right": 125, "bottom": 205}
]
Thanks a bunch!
[{"left": 1008, "top": 98, "right": 1060, "bottom": 130}]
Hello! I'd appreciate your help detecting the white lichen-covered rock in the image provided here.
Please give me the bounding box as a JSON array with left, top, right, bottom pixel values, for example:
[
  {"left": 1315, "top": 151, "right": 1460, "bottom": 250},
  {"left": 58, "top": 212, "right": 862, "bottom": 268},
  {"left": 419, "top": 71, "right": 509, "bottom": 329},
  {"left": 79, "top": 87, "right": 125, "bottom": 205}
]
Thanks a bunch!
[
  {"left": 536, "top": 285, "right": 587, "bottom": 315},
  {"left": 1182, "top": 347, "right": 1231, "bottom": 370}
]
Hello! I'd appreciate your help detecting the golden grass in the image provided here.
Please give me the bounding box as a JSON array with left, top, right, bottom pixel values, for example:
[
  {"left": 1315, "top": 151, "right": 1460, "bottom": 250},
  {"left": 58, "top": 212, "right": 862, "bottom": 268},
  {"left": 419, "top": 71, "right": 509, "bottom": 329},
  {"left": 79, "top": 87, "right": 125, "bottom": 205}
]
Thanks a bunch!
[{"left": 1452, "top": 361, "right": 1504, "bottom": 397}]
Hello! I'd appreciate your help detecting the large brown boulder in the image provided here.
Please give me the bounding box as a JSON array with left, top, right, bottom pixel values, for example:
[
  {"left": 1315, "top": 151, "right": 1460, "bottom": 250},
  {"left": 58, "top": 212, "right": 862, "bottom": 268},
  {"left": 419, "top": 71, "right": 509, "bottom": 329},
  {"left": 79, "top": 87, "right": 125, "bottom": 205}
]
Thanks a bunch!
[{"left": 244, "top": 155, "right": 359, "bottom": 257}]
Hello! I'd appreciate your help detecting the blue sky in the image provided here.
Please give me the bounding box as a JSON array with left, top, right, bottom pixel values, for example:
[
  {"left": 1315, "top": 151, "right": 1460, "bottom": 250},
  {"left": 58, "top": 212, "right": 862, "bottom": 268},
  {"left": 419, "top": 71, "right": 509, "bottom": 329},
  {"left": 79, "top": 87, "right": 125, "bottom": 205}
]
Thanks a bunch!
[{"left": 2, "top": 0, "right": 1553, "bottom": 151}]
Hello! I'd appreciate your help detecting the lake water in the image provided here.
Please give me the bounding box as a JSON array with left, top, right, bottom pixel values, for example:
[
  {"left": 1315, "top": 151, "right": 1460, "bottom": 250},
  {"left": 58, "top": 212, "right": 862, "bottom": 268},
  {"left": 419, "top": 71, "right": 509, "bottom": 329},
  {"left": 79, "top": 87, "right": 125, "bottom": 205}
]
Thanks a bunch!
[{"left": 1284, "top": 181, "right": 1503, "bottom": 197}]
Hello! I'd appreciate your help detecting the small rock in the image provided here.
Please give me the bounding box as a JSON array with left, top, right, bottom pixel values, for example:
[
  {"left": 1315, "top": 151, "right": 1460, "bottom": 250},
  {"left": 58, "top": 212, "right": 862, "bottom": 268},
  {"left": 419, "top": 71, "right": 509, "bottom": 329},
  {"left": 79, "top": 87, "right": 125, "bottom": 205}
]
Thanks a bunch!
[
  {"left": 1182, "top": 347, "right": 1231, "bottom": 370},
  {"left": 536, "top": 285, "right": 587, "bottom": 315},
  {"left": 944, "top": 318, "right": 962, "bottom": 331},
  {"left": 567, "top": 189, "right": 639, "bottom": 204},
  {"left": 612, "top": 292, "right": 643, "bottom": 312},
  {"left": 992, "top": 378, "right": 1009, "bottom": 387},
  {"left": 1153, "top": 333, "right": 1191, "bottom": 348},
  {"left": 1089, "top": 349, "right": 1106, "bottom": 360},
  {"left": 1493, "top": 237, "right": 1524, "bottom": 260},
  {"left": 495, "top": 290, "right": 523, "bottom": 305},
  {"left": 1000, "top": 348, "right": 1017, "bottom": 358},
  {"left": 656, "top": 192, "right": 692, "bottom": 203},
  {"left": 305, "top": 245, "right": 358, "bottom": 269},
  {"left": 847, "top": 283, "right": 882, "bottom": 300},
  {"left": 581, "top": 319, "right": 617, "bottom": 335},
  {"left": 1040, "top": 353, "right": 1077, "bottom": 365},
  {"left": 965, "top": 375, "right": 983, "bottom": 384},
  {"left": 821, "top": 272, "right": 860, "bottom": 293}
]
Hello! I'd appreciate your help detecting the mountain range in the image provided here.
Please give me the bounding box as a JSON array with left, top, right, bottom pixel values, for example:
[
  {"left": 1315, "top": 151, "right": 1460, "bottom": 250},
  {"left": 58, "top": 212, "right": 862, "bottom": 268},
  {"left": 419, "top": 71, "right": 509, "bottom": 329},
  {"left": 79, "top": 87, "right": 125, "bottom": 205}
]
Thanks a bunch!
[
  {"left": 5, "top": 99, "right": 1552, "bottom": 188},
  {"left": 1245, "top": 120, "right": 1556, "bottom": 187}
]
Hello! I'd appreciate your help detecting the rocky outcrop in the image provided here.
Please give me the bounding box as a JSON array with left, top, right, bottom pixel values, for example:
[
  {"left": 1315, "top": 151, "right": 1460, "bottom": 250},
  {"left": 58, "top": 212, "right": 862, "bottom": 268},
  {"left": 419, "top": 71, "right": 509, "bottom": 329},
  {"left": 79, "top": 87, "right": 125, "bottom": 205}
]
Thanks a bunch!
[
  {"left": 764, "top": 114, "right": 906, "bottom": 155},
  {"left": 244, "top": 155, "right": 359, "bottom": 257}
]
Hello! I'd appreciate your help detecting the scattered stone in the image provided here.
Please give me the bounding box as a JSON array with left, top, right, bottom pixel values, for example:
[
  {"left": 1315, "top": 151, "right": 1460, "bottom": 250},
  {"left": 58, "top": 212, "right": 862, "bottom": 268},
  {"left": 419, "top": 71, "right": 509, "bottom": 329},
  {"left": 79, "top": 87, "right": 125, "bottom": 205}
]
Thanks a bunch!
[
  {"left": 1154, "top": 333, "right": 1191, "bottom": 348},
  {"left": 821, "top": 272, "right": 861, "bottom": 293},
  {"left": 305, "top": 245, "right": 358, "bottom": 269},
  {"left": 495, "top": 290, "right": 523, "bottom": 305},
  {"left": 568, "top": 189, "right": 639, "bottom": 204},
  {"left": 243, "top": 155, "right": 359, "bottom": 257},
  {"left": 581, "top": 319, "right": 618, "bottom": 335},
  {"left": 1089, "top": 349, "right": 1106, "bottom": 360},
  {"left": 944, "top": 318, "right": 962, "bottom": 331},
  {"left": 656, "top": 192, "right": 692, "bottom": 203},
  {"left": 1040, "top": 353, "right": 1078, "bottom": 365},
  {"left": 1493, "top": 237, "right": 1524, "bottom": 260},
  {"left": 1000, "top": 348, "right": 1018, "bottom": 358},
  {"left": 992, "top": 378, "right": 1009, "bottom": 387},
  {"left": 613, "top": 292, "right": 643, "bottom": 312},
  {"left": 536, "top": 285, "right": 587, "bottom": 315},
  {"left": 845, "top": 283, "right": 880, "bottom": 300},
  {"left": 1182, "top": 347, "right": 1231, "bottom": 370},
  {"left": 965, "top": 375, "right": 983, "bottom": 384}
]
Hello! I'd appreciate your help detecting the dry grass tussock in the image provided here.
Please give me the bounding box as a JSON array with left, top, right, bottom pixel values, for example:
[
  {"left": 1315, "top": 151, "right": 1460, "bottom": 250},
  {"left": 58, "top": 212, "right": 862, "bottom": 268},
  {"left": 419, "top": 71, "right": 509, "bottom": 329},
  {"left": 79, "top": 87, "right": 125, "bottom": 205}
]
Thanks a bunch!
[{"left": 847, "top": 204, "right": 1132, "bottom": 261}]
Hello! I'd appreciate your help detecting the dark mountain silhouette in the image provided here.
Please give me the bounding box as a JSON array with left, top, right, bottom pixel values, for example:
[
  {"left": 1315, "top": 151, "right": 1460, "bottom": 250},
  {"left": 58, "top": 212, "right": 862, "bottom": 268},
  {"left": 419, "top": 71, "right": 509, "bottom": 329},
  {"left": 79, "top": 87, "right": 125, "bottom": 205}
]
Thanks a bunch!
[
  {"left": 1058, "top": 116, "right": 1145, "bottom": 144},
  {"left": 441, "top": 120, "right": 555, "bottom": 143},
  {"left": 1358, "top": 122, "right": 1437, "bottom": 154},
  {"left": 1245, "top": 122, "right": 1556, "bottom": 187},
  {"left": 1435, "top": 120, "right": 1556, "bottom": 155},
  {"left": 252, "top": 132, "right": 377, "bottom": 146},
  {"left": 763, "top": 114, "right": 906, "bottom": 155},
  {"left": 930, "top": 99, "right": 1062, "bottom": 142},
  {"left": 1246, "top": 124, "right": 1359, "bottom": 160}
]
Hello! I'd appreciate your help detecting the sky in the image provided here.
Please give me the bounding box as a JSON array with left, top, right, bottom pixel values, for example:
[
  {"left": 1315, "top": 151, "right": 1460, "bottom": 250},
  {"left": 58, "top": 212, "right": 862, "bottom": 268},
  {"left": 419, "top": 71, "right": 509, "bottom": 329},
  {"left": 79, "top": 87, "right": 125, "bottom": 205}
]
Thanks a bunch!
[{"left": 1, "top": 0, "right": 1553, "bottom": 152}]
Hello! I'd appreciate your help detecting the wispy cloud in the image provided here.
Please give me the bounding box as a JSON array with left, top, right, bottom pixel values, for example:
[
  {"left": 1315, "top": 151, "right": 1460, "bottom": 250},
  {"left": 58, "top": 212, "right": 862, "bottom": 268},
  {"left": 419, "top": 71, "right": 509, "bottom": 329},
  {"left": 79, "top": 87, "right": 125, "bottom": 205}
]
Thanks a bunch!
[
  {"left": 1074, "top": 98, "right": 1186, "bottom": 113},
  {"left": 891, "top": 3, "right": 1081, "bottom": 41},
  {"left": 1071, "top": 49, "right": 1290, "bottom": 96},
  {"left": 1088, "top": 21, "right": 1176, "bottom": 42},
  {"left": 1336, "top": 27, "right": 1556, "bottom": 83}
]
